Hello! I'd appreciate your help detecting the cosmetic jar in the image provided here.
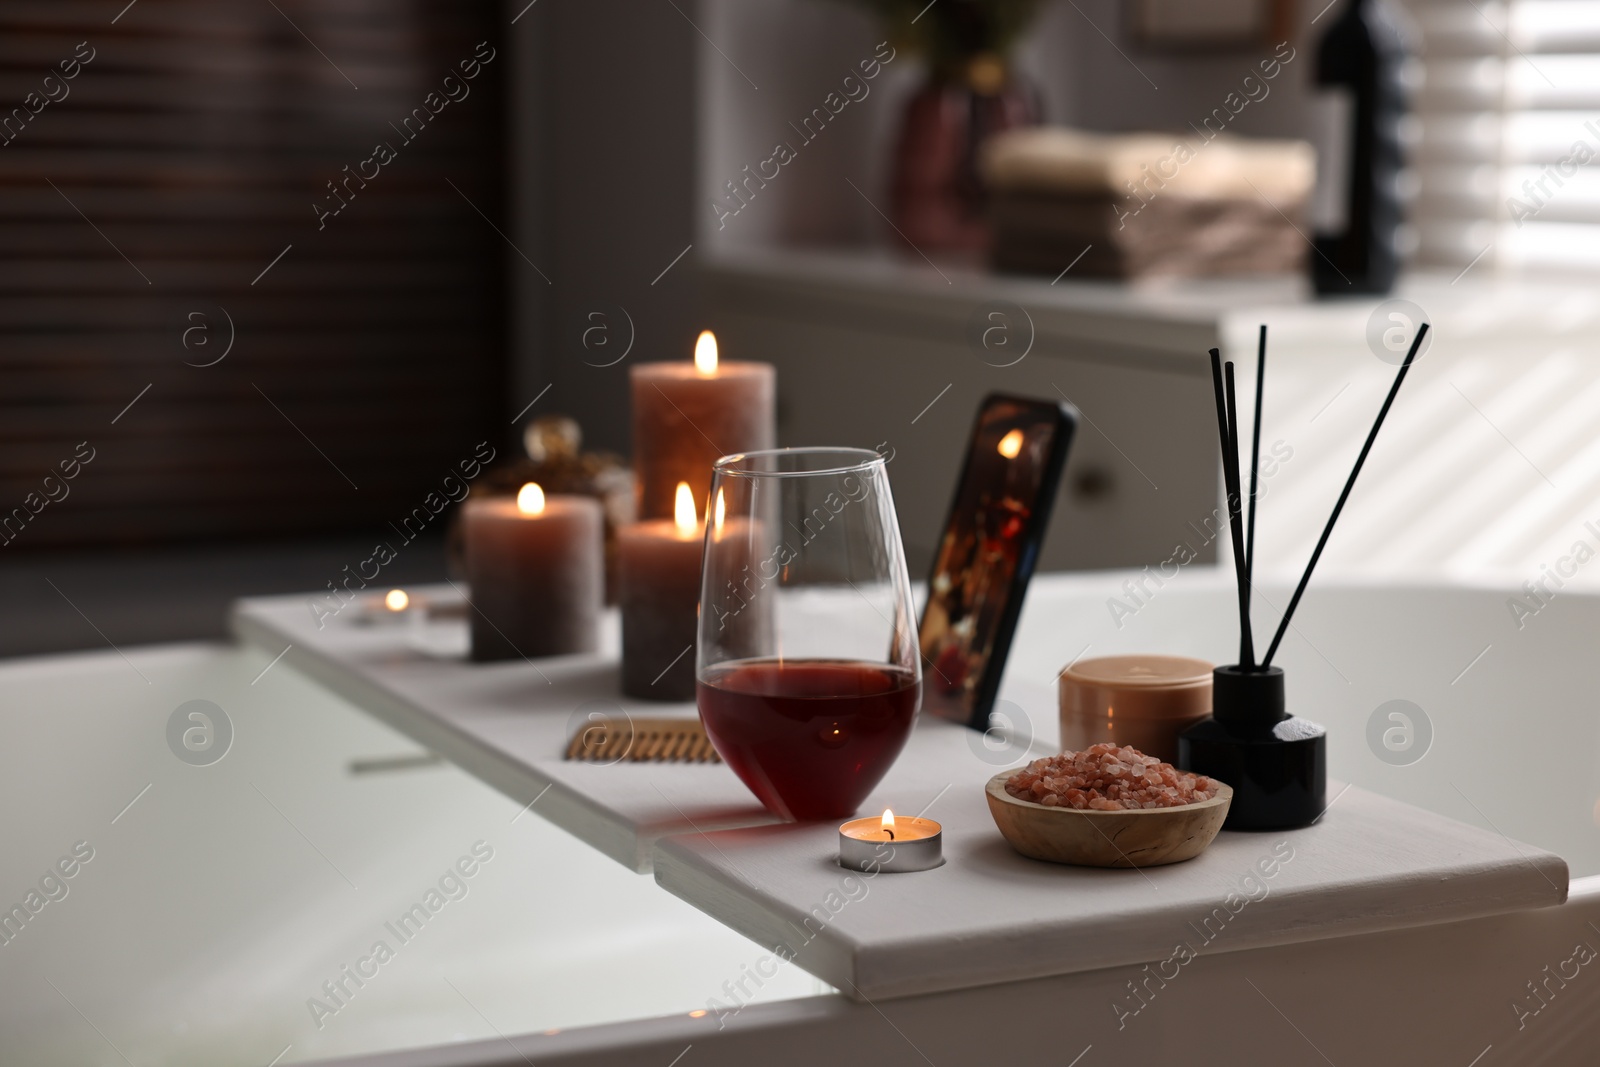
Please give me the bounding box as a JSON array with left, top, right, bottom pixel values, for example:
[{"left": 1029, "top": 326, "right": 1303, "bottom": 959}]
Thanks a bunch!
[{"left": 1058, "top": 654, "right": 1213, "bottom": 764}]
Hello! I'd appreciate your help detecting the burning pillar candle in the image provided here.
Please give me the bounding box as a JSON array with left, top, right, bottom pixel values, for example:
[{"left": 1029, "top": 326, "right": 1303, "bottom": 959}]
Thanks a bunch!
[
  {"left": 619, "top": 482, "right": 705, "bottom": 700},
  {"left": 631, "top": 331, "right": 775, "bottom": 521},
  {"left": 463, "top": 482, "right": 603, "bottom": 662}
]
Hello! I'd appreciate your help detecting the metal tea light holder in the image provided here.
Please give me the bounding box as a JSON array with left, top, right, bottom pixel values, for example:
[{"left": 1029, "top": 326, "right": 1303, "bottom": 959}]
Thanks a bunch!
[
  {"left": 838, "top": 810, "right": 944, "bottom": 873},
  {"left": 1180, "top": 323, "right": 1429, "bottom": 831}
]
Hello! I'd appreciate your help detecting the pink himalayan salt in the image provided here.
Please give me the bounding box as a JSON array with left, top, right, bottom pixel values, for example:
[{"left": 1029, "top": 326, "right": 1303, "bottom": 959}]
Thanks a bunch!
[{"left": 1005, "top": 743, "right": 1215, "bottom": 811}]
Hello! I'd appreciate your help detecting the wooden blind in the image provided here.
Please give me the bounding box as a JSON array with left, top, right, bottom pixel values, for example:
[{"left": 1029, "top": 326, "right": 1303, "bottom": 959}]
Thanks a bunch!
[{"left": 0, "top": 0, "right": 504, "bottom": 547}]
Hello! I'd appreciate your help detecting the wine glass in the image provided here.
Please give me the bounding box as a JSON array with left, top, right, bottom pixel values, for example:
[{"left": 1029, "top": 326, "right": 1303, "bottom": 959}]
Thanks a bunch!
[{"left": 696, "top": 447, "right": 921, "bottom": 821}]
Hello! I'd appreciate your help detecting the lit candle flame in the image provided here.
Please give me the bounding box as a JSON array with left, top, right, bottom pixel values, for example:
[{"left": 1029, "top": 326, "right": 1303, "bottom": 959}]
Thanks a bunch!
[
  {"left": 998, "top": 429, "right": 1024, "bottom": 459},
  {"left": 881, "top": 809, "right": 896, "bottom": 838},
  {"left": 517, "top": 482, "right": 546, "bottom": 515},
  {"left": 694, "top": 330, "right": 718, "bottom": 375},
  {"left": 384, "top": 589, "right": 409, "bottom": 612},
  {"left": 674, "top": 481, "right": 698, "bottom": 534},
  {"left": 713, "top": 487, "right": 726, "bottom": 536}
]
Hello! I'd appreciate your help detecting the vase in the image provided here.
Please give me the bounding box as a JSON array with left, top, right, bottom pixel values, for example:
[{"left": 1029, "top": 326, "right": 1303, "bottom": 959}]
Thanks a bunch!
[{"left": 889, "top": 58, "right": 1039, "bottom": 255}]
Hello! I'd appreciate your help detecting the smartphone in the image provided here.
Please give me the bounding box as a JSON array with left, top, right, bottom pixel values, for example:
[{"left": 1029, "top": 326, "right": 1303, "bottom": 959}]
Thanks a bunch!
[{"left": 919, "top": 393, "right": 1078, "bottom": 730}]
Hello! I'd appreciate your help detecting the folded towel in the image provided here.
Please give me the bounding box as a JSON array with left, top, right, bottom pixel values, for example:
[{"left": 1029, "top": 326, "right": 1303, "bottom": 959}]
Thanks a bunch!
[
  {"left": 982, "top": 127, "right": 1315, "bottom": 206},
  {"left": 990, "top": 191, "right": 1308, "bottom": 279}
]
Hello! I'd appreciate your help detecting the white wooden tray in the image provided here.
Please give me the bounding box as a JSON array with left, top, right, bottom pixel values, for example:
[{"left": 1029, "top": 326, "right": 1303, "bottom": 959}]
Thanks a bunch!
[
  {"left": 229, "top": 585, "right": 1006, "bottom": 871},
  {"left": 652, "top": 775, "right": 1567, "bottom": 1001},
  {"left": 232, "top": 571, "right": 1572, "bottom": 1004}
]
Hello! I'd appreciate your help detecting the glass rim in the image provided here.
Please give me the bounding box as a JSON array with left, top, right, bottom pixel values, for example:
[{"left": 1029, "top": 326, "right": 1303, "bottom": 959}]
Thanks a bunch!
[{"left": 713, "top": 447, "right": 884, "bottom": 479}]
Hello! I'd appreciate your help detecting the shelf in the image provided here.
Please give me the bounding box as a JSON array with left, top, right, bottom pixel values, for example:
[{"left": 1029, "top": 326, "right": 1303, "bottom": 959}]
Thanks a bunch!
[{"left": 704, "top": 245, "right": 1305, "bottom": 366}]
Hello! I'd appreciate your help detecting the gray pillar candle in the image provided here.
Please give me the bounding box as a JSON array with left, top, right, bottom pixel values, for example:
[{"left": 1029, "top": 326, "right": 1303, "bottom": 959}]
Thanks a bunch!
[
  {"left": 618, "top": 482, "right": 704, "bottom": 700},
  {"left": 630, "top": 331, "right": 775, "bottom": 521},
  {"left": 463, "top": 484, "right": 602, "bottom": 662}
]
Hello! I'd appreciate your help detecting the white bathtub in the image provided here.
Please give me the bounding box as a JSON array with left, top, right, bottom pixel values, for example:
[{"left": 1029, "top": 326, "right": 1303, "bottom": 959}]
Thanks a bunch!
[
  {"left": 3, "top": 571, "right": 1599, "bottom": 1066},
  {"left": 0, "top": 643, "right": 820, "bottom": 1066},
  {"left": 305, "top": 571, "right": 1600, "bottom": 1066}
]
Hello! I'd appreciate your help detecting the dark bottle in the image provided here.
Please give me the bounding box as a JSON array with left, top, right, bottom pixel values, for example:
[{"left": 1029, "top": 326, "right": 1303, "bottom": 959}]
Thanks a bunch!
[
  {"left": 1309, "top": 0, "right": 1414, "bottom": 296},
  {"left": 1179, "top": 666, "right": 1326, "bottom": 832}
]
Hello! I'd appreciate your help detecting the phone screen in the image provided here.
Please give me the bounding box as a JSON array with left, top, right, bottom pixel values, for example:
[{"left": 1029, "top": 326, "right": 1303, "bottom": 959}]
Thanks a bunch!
[{"left": 919, "top": 396, "right": 1074, "bottom": 727}]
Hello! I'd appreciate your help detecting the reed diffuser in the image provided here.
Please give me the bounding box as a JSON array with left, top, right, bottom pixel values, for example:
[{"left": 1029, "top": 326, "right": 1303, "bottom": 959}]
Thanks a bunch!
[{"left": 1179, "top": 321, "right": 1429, "bottom": 830}]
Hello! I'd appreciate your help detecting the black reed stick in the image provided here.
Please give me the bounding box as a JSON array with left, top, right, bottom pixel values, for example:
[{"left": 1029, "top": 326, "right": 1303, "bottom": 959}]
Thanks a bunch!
[
  {"left": 1225, "top": 361, "right": 1255, "bottom": 668},
  {"left": 1245, "top": 325, "right": 1267, "bottom": 589},
  {"left": 1262, "top": 322, "right": 1430, "bottom": 667},
  {"left": 1208, "top": 349, "right": 1254, "bottom": 669}
]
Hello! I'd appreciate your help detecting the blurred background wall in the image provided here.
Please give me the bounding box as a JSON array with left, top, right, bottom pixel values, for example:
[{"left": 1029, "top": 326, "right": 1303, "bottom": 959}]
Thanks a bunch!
[
  {"left": 0, "top": 0, "right": 1325, "bottom": 556},
  {"left": 695, "top": 0, "right": 1322, "bottom": 256},
  {"left": 510, "top": 0, "right": 701, "bottom": 457},
  {"left": 7, "top": 0, "right": 1554, "bottom": 653}
]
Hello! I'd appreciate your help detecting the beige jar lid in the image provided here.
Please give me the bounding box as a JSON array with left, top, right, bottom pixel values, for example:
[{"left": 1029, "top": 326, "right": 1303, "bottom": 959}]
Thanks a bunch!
[
  {"left": 1060, "top": 654, "right": 1213, "bottom": 721},
  {"left": 1060, "top": 654, "right": 1214, "bottom": 690},
  {"left": 1059, "top": 655, "right": 1213, "bottom": 761}
]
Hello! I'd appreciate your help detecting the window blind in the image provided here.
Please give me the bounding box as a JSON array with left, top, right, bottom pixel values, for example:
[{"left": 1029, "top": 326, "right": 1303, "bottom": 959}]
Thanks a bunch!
[
  {"left": 1410, "top": 0, "right": 1600, "bottom": 272},
  {"left": 0, "top": 1, "right": 504, "bottom": 549}
]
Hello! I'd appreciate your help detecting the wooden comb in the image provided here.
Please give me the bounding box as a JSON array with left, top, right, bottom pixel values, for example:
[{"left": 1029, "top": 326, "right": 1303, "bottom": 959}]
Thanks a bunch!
[{"left": 564, "top": 717, "right": 721, "bottom": 763}]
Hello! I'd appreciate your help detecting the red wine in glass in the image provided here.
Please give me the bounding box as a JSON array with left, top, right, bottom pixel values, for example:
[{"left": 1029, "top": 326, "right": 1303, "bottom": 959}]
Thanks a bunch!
[
  {"left": 697, "top": 658, "right": 921, "bottom": 821},
  {"left": 697, "top": 448, "right": 923, "bottom": 821}
]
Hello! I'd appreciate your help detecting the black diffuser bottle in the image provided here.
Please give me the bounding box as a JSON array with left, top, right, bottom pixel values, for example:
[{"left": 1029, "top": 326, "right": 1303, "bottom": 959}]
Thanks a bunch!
[
  {"left": 1182, "top": 665, "right": 1325, "bottom": 831},
  {"left": 1180, "top": 324, "right": 1426, "bottom": 831},
  {"left": 1309, "top": 0, "right": 1413, "bottom": 296}
]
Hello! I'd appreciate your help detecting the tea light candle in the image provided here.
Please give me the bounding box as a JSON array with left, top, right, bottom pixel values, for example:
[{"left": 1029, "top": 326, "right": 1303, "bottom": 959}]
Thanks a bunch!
[
  {"left": 463, "top": 482, "right": 603, "bottom": 662},
  {"left": 839, "top": 809, "right": 944, "bottom": 873},
  {"left": 618, "top": 482, "right": 704, "bottom": 700},
  {"left": 631, "top": 331, "right": 774, "bottom": 521},
  {"left": 356, "top": 588, "right": 418, "bottom": 624}
]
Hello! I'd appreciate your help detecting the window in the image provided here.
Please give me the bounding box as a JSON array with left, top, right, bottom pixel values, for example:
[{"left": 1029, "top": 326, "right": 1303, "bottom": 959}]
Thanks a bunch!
[
  {"left": 1412, "top": 0, "right": 1600, "bottom": 272},
  {"left": 0, "top": 1, "right": 505, "bottom": 548}
]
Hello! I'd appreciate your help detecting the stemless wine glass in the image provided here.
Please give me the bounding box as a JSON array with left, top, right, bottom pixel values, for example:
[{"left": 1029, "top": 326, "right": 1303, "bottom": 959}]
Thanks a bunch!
[{"left": 696, "top": 447, "right": 922, "bottom": 821}]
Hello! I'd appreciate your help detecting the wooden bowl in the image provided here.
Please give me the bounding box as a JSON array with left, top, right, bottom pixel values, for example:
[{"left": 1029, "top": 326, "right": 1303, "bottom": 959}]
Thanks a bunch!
[{"left": 985, "top": 770, "right": 1232, "bottom": 868}]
